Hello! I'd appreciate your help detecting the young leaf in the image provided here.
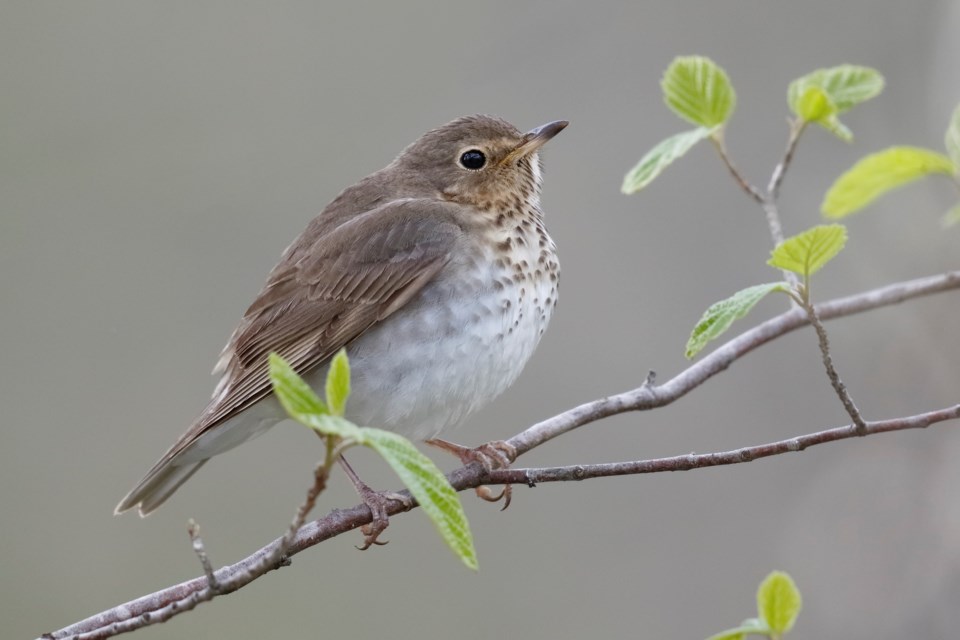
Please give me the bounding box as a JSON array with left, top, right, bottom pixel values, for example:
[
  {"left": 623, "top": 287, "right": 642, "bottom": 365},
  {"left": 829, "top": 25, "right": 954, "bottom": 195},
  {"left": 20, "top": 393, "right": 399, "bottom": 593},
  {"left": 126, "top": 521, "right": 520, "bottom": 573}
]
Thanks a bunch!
[
  {"left": 788, "top": 65, "right": 882, "bottom": 142},
  {"left": 325, "top": 349, "right": 351, "bottom": 417},
  {"left": 946, "top": 103, "right": 960, "bottom": 170},
  {"left": 300, "top": 413, "right": 367, "bottom": 441},
  {"left": 362, "top": 428, "right": 478, "bottom": 570},
  {"left": 793, "top": 87, "right": 854, "bottom": 142},
  {"left": 270, "top": 351, "right": 476, "bottom": 569},
  {"left": 685, "top": 282, "right": 789, "bottom": 359},
  {"left": 661, "top": 56, "right": 736, "bottom": 128},
  {"left": 705, "top": 618, "right": 769, "bottom": 640},
  {"left": 621, "top": 127, "right": 715, "bottom": 194},
  {"left": 704, "top": 630, "right": 745, "bottom": 640},
  {"left": 757, "top": 571, "right": 802, "bottom": 634},
  {"left": 788, "top": 65, "right": 884, "bottom": 115},
  {"left": 269, "top": 352, "right": 365, "bottom": 441},
  {"left": 269, "top": 352, "right": 329, "bottom": 418},
  {"left": 794, "top": 85, "right": 836, "bottom": 123},
  {"left": 768, "top": 224, "right": 847, "bottom": 279},
  {"left": 819, "top": 114, "right": 854, "bottom": 143},
  {"left": 822, "top": 146, "right": 955, "bottom": 218}
]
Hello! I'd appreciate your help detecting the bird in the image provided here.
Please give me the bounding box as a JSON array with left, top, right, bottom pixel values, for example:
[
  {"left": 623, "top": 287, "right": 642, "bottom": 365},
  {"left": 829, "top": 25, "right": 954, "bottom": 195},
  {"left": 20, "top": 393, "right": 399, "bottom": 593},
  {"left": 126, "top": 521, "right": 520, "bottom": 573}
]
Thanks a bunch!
[{"left": 115, "top": 114, "right": 567, "bottom": 530}]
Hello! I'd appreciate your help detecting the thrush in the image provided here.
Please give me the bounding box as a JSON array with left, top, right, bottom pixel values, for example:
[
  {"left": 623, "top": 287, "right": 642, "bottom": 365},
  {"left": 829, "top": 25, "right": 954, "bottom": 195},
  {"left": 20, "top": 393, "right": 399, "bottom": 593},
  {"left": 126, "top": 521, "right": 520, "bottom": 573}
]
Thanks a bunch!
[{"left": 116, "top": 114, "right": 566, "bottom": 521}]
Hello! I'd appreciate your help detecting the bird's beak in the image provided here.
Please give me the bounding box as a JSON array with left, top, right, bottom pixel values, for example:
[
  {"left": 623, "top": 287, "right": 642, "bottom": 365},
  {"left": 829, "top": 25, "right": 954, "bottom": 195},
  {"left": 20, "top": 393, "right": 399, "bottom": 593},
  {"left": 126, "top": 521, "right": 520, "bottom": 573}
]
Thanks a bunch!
[{"left": 504, "top": 120, "right": 569, "bottom": 163}]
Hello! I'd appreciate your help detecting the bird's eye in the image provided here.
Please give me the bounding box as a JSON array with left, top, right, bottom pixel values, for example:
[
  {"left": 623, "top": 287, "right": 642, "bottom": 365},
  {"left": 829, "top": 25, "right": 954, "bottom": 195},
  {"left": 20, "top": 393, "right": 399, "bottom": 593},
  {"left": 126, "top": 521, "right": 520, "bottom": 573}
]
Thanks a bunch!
[{"left": 459, "top": 149, "right": 486, "bottom": 170}]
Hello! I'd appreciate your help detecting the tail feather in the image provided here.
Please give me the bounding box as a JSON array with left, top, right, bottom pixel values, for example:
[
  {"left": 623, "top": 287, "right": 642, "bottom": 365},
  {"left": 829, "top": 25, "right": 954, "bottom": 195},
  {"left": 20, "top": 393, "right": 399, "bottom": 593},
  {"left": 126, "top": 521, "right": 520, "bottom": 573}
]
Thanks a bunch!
[{"left": 115, "top": 459, "right": 208, "bottom": 517}]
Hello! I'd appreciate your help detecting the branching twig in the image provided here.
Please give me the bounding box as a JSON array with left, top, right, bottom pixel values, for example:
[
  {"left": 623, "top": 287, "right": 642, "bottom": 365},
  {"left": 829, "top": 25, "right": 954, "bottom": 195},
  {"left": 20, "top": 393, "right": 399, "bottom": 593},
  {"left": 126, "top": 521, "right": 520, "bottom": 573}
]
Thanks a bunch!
[
  {"left": 713, "top": 117, "right": 868, "bottom": 434},
  {"left": 39, "top": 270, "right": 960, "bottom": 640},
  {"left": 709, "top": 122, "right": 806, "bottom": 280},
  {"left": 491, "top": 404, "right": 960, "bottom": 485},
  {"left": 508, "top": 270, "right": 957, "bottom": 455}
]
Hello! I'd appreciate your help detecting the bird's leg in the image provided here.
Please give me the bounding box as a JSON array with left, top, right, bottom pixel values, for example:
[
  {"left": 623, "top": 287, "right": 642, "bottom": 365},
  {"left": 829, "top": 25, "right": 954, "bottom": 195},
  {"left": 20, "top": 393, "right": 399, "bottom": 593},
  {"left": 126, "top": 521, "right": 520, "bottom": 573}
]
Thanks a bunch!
[
  {"left": 425, "top": 438, "right": 517, "bottom": 510},
  {"left": 337, "top": 454, "right": 413, "bottom": 550}
]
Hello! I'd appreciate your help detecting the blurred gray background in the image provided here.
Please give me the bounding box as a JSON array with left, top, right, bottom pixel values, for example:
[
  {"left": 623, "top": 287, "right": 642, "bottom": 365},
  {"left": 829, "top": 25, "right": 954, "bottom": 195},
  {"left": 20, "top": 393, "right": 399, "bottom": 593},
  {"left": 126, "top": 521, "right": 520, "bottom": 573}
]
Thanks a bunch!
[{"left": 3, "top": 1, "right": 960, "bottom": 638}]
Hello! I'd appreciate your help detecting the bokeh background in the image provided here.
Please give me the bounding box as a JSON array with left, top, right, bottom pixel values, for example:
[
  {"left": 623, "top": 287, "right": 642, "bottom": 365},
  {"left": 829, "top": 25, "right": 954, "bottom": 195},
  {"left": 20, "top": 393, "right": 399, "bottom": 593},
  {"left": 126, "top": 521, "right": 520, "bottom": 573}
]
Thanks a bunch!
[{"left": 3, "top": 2, "right": 959, "bottom": 638}]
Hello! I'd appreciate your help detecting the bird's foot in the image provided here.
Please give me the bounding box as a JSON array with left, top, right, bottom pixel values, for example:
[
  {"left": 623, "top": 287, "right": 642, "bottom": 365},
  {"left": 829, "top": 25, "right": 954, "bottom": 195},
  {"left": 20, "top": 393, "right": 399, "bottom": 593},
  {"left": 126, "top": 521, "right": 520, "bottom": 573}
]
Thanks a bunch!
[
  {"left": 354, "top": 484, "right": 414, "bottom": 550},
  {"left": 425, "top": 438, "right": 517, "bottom": 510}
]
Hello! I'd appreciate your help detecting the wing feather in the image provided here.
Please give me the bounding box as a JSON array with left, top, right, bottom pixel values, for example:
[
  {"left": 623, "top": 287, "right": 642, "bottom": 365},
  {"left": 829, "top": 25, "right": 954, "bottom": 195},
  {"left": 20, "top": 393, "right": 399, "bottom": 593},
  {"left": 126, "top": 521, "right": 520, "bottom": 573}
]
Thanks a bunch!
[{"left": 168, "top": 198, "right": 465, "bottom": 460}]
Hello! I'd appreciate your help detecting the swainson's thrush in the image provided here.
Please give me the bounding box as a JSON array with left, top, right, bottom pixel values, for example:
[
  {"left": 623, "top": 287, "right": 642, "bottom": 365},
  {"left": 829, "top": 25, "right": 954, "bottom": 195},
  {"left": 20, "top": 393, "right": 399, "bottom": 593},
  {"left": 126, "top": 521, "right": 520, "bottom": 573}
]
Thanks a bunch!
[{"left": 116, "top": 114, "right": 566, "bottom": 517}]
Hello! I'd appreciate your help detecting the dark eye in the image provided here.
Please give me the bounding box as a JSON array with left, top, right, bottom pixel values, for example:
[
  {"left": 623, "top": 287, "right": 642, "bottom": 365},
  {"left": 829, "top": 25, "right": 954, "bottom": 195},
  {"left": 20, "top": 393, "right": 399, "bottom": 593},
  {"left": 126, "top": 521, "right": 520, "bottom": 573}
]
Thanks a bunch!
[{"left": 459, "top": 149, "right": 486, "bottom": 170}]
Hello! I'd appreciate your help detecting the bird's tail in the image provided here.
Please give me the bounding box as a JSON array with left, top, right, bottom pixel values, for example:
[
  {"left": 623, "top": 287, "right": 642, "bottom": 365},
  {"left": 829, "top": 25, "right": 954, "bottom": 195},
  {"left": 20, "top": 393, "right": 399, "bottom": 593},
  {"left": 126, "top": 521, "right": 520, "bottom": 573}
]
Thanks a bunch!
[{"left": 114, "top": 457, "right": 208, "bottom": 517}]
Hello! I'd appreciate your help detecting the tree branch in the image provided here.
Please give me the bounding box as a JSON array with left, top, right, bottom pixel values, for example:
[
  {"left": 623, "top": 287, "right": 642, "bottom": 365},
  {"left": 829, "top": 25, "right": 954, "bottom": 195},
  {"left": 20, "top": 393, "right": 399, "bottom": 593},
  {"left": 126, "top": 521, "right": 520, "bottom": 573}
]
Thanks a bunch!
[
  {"left": 40, "top": 269, "right": 960, "bottom": 640},
  {"left": 509, "top": 270, "right": 959, "bottom": 455},
  {"left": 490, "top": 404, "right": 960, "bottom": 485}
]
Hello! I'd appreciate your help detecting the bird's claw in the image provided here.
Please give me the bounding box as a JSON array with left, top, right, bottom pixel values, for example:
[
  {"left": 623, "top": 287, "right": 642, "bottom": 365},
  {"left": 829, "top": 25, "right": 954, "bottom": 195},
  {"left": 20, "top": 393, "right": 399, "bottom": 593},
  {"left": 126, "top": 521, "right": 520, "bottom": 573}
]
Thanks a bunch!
[
  {"left": 354, "top": 487, "right": 413, "bottom": 550},
  {"left": 475, "top": 483, "right": 512, "bottom": 510},
  {"left": 426, "top": 438, "right": 517, "bottom": 509}
]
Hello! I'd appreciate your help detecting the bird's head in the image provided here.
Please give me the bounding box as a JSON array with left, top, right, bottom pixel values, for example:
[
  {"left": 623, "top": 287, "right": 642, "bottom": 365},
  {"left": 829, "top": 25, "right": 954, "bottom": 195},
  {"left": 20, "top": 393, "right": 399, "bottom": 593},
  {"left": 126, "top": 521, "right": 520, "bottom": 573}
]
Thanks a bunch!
[{"left": 392, "top": 114, "right": 567, "bottom": 210}]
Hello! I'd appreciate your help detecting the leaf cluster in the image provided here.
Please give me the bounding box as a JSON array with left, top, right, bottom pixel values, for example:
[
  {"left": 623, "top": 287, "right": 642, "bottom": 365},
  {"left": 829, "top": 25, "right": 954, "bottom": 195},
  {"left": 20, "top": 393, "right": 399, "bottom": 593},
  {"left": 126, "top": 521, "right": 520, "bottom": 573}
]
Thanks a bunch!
[
  {"left": 269, "top": 351, "right": 478, "bottom": 569},
  {"left": 707, "top": 571, "right": 802, "bottom": 640},
  {"left": 623, "top": 55, "right": 959, "bottom": 357},
  {"left": 622, "top": 59, "right": 884, "bottom": 194}
]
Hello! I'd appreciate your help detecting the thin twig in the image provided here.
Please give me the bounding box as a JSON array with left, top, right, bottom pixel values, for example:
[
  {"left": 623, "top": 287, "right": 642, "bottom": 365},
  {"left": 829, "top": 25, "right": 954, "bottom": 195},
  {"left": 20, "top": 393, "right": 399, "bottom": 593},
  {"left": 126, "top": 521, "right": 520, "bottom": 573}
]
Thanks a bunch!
[
  {"left": 799, "top": 294, "right": 867, "bottom": 433},
  {"left": 39, "top": 270, "right": 960, "bottom": 640},
  {"left": 260, "top": 460, "right": 330, "bottom": 570},
  {"left": 767, "top": 119, "right": 807, "bottom": 200},
  {"left": 709, "top": 123, "right": 805, "bottom": 277},
  {"left": 710, "top": 134, "right": 766, "bottom": 205},
  {"left": 759, "top": 119, "right": 806, "bottom": 251},
  {"left": 186, "top": 520, "right": 219, "bottom": 594}
]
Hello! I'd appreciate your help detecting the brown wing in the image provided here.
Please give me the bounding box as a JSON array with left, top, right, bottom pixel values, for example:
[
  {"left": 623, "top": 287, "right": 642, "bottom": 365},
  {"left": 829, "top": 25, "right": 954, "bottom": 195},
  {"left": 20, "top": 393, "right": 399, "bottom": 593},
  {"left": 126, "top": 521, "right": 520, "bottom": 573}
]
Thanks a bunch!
[{"left": 175, "top": 198, "right": 465, "bottom": 457}]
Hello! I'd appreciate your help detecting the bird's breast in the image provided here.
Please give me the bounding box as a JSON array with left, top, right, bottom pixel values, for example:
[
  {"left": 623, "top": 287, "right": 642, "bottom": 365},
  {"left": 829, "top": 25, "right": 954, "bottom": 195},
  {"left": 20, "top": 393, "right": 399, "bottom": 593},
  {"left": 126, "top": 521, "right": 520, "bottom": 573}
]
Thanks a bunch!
[{"left": 314, "top": 215, "right": 559, "bottom": 440}]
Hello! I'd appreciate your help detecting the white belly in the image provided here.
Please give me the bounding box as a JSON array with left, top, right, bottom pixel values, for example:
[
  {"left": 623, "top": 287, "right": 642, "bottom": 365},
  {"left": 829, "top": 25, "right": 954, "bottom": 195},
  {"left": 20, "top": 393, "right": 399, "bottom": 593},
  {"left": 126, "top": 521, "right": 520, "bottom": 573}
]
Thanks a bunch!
[{"left": 309, "top": 254, "right": 557, "bottom": 440}]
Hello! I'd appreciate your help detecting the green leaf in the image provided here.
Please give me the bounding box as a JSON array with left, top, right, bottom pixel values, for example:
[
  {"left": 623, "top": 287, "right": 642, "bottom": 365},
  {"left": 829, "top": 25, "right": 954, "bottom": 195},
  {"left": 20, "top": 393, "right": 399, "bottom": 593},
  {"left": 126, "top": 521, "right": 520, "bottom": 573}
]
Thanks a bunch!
[
  {"left": 662, "top": 56, "right": 736, "bottom": 128},
  {"left": 946, "top": 103, "right": 960, "bottom": 170},
  {"left": 793, "top": 87, "right": 854, "bottom": 142},
  {"left": 942, "top": 203, "right": 960, "bottom": 228},
  {"left": 685, "top": 282, "right": 789, "bottom": 359},
  {"left": 270, "top": 352, "right": 476, "bottom": 569},
  {"left": 788, "top": 65, "right": 884, "bottom": 115},
  {"left": 794, "top": 85, "right": 836, "bottom": 123},
  {"left": 362, "top": 428, "right": 478, "bottom": 570},
  {"left": 822, "top": 146, "right": 955, "bottom": 218},
  {"left": 788, "top": 65, "right": 882, "bottom": 142},
  {"left": 268, "top": 352, "right": 366, "bottom": 442},
  {"left": 325, "top": 349, "right": 351, "bottom": 417},
  {"left": 757, "top": 571, "right": 802, "bottom": 634},
  {"left": 819, "top": 114, "right": 854, "bottom": 143},
  {"left": 268, "top": 352, "right": 329, "bottom": 418},
  {"left": 621, "top": 127, "right": 715, "bottom": 194},
  {"left": 705, "top": 618, "right": 769, "bottom": 640},
  {"left": 768, "top": 224, "right": 847, "bottom": 279},
  {"left": 704, "top": 630, "right": 745, "bottom": 640}
]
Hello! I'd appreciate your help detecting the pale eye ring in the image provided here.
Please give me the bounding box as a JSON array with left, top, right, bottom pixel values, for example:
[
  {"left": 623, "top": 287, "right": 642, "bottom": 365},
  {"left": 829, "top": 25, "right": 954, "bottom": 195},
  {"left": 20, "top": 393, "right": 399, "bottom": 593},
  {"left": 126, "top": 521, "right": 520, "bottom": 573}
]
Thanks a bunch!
[{"left": 459, "top": 149, "right": 486, "bottom": 170}]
